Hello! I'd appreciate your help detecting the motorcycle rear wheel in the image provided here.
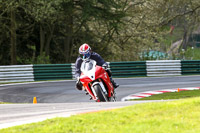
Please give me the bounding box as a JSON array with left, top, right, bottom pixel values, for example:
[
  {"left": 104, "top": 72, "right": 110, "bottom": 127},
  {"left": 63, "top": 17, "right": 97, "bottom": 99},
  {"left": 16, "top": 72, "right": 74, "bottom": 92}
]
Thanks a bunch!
[{"left": 93, "top": 84, "right": 108, "bottom": 102}]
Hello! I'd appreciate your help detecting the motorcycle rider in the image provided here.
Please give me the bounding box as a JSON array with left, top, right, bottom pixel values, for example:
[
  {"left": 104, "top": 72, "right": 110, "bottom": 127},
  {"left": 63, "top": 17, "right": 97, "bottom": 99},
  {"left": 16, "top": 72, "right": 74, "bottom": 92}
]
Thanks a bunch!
[{"left": 75, "top": 43, "right": 119, "bottom": 91}]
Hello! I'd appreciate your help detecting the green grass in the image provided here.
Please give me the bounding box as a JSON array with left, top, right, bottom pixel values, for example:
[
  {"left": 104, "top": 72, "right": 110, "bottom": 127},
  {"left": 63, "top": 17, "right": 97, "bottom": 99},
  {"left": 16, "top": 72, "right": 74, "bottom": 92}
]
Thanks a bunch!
[
  {"left": 1, "top": 97, "right": 200, "bottom": 133},
  {"left": 134, "top": 90, "right": 200, "bottom": 100},
  {"left": 0, "top": 102, "right": 12, "bottom": 104}
]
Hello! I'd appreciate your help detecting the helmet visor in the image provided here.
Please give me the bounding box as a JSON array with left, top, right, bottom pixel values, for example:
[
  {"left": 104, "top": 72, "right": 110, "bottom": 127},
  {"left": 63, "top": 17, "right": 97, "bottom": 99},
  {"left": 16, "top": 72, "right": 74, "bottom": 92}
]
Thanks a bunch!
[{"left": 80, "top": 52, "right": 91, "bottom": 59}]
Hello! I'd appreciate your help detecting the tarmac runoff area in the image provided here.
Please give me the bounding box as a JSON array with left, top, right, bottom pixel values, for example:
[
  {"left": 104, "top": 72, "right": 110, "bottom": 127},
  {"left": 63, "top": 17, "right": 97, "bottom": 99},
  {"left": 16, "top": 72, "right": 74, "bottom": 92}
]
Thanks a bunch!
[
  {"left": 0, "top": 86, "right": 199, "bottom": 129},
  {"left": 0, "top": 101, "right": 163, "bottom": 129},
  {"left": 121, "top": 87, "right": 200, "bottom": 101}
]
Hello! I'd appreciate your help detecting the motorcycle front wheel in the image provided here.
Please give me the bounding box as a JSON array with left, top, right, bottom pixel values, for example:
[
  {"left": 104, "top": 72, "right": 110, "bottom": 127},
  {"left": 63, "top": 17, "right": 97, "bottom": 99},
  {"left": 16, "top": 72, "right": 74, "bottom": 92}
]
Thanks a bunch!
[{"left": 93, "top": 84, "right": 108, "bottom": 102}]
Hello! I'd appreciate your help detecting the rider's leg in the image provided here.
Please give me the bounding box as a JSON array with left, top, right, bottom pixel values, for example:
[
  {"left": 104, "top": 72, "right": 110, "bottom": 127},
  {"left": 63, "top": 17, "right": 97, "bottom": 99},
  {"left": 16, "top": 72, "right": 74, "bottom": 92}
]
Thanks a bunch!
[
  {"left": 106, "top": 69, "right": 119, "bottom": 88},
  {"left": 110, "top": 77, "right": 119, "bottom": 88}
]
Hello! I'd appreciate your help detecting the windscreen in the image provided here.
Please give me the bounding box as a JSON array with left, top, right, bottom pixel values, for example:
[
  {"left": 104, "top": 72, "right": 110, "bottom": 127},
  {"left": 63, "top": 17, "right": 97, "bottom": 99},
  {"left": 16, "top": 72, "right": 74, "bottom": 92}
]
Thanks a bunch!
[{"left": 80, "top": 59, "right": 96, "bottom": 73}]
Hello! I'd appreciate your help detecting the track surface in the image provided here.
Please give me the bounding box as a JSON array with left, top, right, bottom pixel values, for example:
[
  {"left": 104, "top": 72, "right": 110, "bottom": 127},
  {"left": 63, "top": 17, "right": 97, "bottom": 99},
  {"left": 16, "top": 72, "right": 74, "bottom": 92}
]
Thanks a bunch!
[
  {"left": 0, "top": 76, "right": 200, "bottom": 129},
  {"left": 0, "top": 101, "right": 160, "bottom": 129},
  {"left": 0, "top": 76, "right": 200, "bottom": 103}
]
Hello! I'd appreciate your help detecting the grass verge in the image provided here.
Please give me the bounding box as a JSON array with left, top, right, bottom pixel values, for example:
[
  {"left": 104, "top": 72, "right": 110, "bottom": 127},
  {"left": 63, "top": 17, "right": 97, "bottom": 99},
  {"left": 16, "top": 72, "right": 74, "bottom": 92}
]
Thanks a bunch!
[
  {"left": 134, "top": 90, "right": 200, "bottom": 100},
  {"left": 1, "top": 97, "right": 200, "bottom": 133},
  {"left": 0, "top": 102, "right": 11, "bottom": 104}
]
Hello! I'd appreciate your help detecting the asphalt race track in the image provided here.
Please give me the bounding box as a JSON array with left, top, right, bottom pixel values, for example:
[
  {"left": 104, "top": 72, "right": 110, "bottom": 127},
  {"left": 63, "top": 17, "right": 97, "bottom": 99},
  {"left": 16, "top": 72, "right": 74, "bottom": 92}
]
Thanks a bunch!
[
  {"left": 0, "top": 75, "right": 200, "bottom": 129},
  {"left": 0, "top": 76, "right": 200, "bottom": 103}
]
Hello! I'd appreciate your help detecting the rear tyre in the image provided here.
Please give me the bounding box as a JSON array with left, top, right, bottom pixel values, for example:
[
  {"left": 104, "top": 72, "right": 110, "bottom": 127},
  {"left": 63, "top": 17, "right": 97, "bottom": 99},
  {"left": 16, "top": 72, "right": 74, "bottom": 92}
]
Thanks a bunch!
[{"left": 93, "top": 84, "right": 108, "bottom": 102}]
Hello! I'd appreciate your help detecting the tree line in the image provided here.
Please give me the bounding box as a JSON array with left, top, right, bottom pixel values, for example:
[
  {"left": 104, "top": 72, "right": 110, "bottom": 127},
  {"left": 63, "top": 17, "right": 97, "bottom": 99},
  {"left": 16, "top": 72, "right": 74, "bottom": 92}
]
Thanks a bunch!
[{"left": 0, "top": 0, "right": 200, "bottom": 65}]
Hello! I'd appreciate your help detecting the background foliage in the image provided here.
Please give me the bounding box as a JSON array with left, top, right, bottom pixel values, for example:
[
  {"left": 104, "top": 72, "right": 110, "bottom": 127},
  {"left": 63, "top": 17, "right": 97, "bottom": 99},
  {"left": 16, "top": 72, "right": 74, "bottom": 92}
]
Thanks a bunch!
[{"left": 0, "top": 0, "right": 200, "bottom": 65}]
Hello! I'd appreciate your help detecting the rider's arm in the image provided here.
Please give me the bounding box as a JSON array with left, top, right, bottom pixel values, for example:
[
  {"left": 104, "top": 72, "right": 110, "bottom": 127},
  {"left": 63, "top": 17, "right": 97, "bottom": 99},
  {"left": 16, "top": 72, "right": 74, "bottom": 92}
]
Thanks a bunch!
[
  {"left": 91, "top": 52, "right": 107, "bottom": 66},
  {"left": 74, "top": 57, "right": 83, "bottom": 79}
]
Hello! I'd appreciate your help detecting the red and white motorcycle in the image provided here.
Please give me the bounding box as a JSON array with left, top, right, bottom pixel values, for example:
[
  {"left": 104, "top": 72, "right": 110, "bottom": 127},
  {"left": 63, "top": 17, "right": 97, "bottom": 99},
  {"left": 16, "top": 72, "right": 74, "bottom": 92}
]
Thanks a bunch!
[{"left": 79, "top": 59, "right": 116, "bottom": 102}]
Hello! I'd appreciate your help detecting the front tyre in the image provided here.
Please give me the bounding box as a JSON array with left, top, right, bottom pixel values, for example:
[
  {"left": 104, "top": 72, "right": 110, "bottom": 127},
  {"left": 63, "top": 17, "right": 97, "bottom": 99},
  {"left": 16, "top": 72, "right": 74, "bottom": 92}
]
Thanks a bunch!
[{"left": 93, "top": 84, "right": 108, "bottom": 102}]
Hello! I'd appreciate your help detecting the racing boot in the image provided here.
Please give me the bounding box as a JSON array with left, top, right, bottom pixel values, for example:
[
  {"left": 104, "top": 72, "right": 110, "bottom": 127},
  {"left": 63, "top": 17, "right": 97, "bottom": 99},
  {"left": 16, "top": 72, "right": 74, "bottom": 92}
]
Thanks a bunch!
[
  {"left": 110, "top": 78, "right": 119, "bottom": 88},
  {"left": 84, "top": 90, "right": 89, "bottom": 95}
]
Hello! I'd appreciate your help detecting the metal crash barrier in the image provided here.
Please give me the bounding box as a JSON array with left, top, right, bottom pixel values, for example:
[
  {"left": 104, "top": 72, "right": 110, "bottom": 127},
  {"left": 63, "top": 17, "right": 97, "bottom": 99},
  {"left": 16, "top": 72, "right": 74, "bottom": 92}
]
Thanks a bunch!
[
  {"left": 0, "top": 65, "right": 34, "bottom": 83},
  {"left": 146, "top": 60, "right": 181, "bottom": 76},
  {"left": 0, "top": 60, "right": 200, "bottom": 83}
]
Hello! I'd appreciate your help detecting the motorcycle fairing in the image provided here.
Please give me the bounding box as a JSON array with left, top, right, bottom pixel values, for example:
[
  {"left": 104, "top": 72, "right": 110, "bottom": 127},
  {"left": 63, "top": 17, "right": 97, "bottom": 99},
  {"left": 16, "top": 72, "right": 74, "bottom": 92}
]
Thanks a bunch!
[
  {"left": 80, "top": 59, "right": 96, "bottom": 81},
  {"left": 80, "top": 59, "right": 114, "bottom": 100},
  {"left": 95, "top": 66, "right": 114, "bottom": 97}
]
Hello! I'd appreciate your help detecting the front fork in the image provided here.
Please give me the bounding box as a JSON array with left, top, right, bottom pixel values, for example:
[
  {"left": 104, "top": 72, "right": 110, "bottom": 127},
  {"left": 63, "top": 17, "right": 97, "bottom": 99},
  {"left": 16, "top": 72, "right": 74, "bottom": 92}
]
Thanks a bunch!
[
  {"left": 91, "top": 81, "right": 108, "bottom": 99},
  {"left": 84, "top": 79, "right": 115, "bottom": 101},
  {"left": 83, "top": 81, "right": 106, "bottom": 101}
]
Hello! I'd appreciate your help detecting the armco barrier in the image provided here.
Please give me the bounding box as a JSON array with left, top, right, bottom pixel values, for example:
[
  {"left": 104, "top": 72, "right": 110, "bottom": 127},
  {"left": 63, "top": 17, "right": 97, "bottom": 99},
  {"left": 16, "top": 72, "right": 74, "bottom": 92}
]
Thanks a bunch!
[
  {"left": 181, "top": 60, "right": 200, "bottom": 75},
  {"left": 0, "top": 65, "right": 34, "bottom": 83},
  {"left": 33, "top": 64, "right": 73, "bottom": 81},
  {"left": 1, "top": 60, "right": 200, "bottom": 83},
  {"left": 146, "top": 60, "right": 181, "bottom": 76},
  {"left": 109, "top": 61, "right": 147, "bottom": 77},
  {"left": 71, "top": 63, "right": 76, "bottom": 79}
]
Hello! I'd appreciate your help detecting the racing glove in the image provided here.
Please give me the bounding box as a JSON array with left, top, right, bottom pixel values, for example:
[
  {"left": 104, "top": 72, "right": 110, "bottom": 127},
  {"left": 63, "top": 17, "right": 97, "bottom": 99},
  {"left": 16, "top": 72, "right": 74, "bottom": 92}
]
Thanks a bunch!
[
  {"left": 75, "top": 77, "right": 82, "bottom": 90},
  {"left": 102, "top": 63, "right": 108, "bottom": 70}
]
